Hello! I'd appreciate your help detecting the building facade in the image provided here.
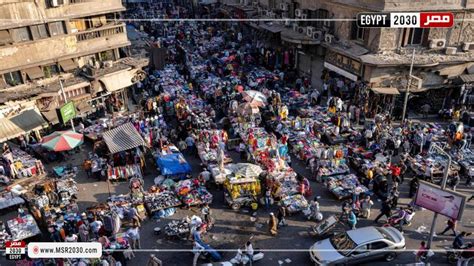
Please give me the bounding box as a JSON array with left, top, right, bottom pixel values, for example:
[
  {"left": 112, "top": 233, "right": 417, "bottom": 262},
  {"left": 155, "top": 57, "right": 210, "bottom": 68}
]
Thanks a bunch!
[
  {"left": 0, "top": 0, "right": 147, "bottom": 142},
  {"left": 218, "top": 0, "right": 474, "bottom": 114}
]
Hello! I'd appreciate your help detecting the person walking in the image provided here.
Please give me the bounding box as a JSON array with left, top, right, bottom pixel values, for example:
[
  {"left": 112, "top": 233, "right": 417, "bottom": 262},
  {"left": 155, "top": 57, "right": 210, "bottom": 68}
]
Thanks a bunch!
[
  {"left": 360, "top": 196, "right": 374, "bottom": 218},
  {"left": 347, "top": 209, "right": 357, "bottom": 230},
  {"left": 438, "top": 218, "right": 457, "bottom": 236},
  {"left": 127, "top": 225, "right": 141, "bottom": 250},
  {"left": 277, "top": 206, "right": 288, "bottom": 227},
  {"left": 268, "top": 213, "right": 278, "bottom": 236},
  {"left": 374, "top": 200, "right": 392, "bottom": 223},
  {"left": 415, "top": 241, "right": 428, "bottom": 263}
]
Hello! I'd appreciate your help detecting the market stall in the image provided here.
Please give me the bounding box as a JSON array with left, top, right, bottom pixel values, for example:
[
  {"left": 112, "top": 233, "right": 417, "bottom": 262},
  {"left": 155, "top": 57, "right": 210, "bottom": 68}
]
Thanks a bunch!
[
  {"left": 102, "top": 122, "right": 147, "bottom": 181},
  {"left": 6, "top": 215, "right": 41, "bottom": 241},
  {"left": 325, "top": 174, "right": 370, "bottom": 200}
]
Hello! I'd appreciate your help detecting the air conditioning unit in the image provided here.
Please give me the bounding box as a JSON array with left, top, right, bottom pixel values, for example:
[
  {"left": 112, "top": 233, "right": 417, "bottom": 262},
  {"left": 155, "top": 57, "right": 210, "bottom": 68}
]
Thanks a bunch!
[
  {"left": 301, "top": 14, "right": 308, "bottom": 20},
  {"left": 429, "top": 39, "right": 446, "bottom": 49},
  {"left": 312, "top": 31, "right": 323, "bottom": 40},
  {"left": 462, "top": 42, "right": 474, "bottom": 51},
  {"left": 49, "top": 0, "right": 62, "bottom": 7},
  {"left": 292, "top": 23, "right": 299, "bottom": 31},
  {"left": 284, "top": 19, "right": 291, "bottom": 26},
  {"left": 297, "top": 26, "right": 305, "bottom": 35},
  {"left": 295, "top": 9, "right": 302, "bottom": 17},
  {"left": 445, "top": 47, "right": 457, "bottom": 55},
  {"left": 252, "top": 1, "right": 258, "bottom": 6},
  {"left": 306, "top": 26, "right": 315, "bottom": 37},
  {"left": 280, "top": 3, "right": 288, "bottom": 10},
  {"left": 324, "top": 34, "right": 334, "bottom": 43}
]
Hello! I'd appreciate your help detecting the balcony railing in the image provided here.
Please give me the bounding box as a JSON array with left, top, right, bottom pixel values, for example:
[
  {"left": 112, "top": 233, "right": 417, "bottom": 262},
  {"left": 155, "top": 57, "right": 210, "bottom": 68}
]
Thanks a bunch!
[{"left": 76, "top": 23, "right": 125, "bottom": 42}]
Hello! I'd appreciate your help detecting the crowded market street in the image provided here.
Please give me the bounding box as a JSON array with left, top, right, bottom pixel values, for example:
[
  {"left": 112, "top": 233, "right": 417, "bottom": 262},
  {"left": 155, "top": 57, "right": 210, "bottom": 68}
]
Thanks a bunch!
[{"left": 0, "top": 1, "right": 473, "bottom": 266}]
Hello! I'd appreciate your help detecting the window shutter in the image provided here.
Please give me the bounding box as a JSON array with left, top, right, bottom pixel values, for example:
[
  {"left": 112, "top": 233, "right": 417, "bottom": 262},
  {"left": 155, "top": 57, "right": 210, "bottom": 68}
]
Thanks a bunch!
[{"left": 351, "top": 20, "right": 358, "bottom": 40}]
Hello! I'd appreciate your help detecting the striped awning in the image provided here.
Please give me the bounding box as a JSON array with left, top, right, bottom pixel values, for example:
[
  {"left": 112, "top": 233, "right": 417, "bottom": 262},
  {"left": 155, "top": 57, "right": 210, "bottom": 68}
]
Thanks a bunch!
[{"left": 102, "top": 122, "right": 146, "bottom": 154}]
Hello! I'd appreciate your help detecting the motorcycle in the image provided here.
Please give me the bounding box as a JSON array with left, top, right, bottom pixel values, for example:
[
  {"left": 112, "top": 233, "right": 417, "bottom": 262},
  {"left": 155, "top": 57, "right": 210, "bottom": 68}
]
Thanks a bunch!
[
  {"left": 446, "top": 243, "right": 474, "bottom": 264},
  {"left": 383, "top": 208, "right": 415, "bottom": 231},
  {"left": 230, "top": 248, "right": 264, "bottom": 265}
]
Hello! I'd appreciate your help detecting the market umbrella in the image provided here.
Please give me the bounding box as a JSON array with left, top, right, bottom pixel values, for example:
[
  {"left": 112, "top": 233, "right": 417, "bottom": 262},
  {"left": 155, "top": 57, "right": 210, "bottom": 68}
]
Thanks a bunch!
[
  {"left": 241, "top": 90, "right": 267, "bottom": 106},
  {"left": 231, "top": 163, "right": 263, "bottom": 178},
  {"left": 41, "top": 130, "right": 84, "bottom": 152},
  {"left": 238, "top": 103, "right": 260, "bottom": 116}
]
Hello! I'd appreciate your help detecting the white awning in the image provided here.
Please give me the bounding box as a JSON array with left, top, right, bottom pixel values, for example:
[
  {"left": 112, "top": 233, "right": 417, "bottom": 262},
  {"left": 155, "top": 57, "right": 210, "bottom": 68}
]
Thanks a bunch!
[
  {"left": 371, "top": 87, "right": 400, "bottom": 95},
  {"left": 99, "top": 69, "right": 136, "bottom": 92},
  {"left": 0, "top": 109, "right": 47, "bottom": 142},
  {"left": 323, "top": 62, "right": 358, "bottom": 81}
]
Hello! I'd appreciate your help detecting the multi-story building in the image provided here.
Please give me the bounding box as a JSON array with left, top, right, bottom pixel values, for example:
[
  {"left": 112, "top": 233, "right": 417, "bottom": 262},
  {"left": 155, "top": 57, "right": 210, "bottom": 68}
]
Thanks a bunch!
[
  {"left": 0, "top": 0, "right": 147, "bottom": 142},
  {"left": 220, "top": 0, "right": 474, "bottom": 114}
]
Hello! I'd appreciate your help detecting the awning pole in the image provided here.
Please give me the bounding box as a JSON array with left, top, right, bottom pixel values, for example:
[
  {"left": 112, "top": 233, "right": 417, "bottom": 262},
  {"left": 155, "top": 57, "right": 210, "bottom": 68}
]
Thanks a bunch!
[
  {"left": 401, "top": 49, "right": 415, "bottom": 121},
  {"left": 59, "top": 78, "right": 76, "bottom": 132}
]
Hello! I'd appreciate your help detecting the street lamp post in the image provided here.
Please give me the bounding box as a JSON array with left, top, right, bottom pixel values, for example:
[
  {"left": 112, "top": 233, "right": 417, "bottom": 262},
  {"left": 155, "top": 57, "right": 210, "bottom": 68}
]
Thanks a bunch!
[
  {"left": 427, "top": 144, "right": 452, "bottom": 249},
  {"left": 401, "top": 49, "right": 416, "bottom": 121},
  {"left": 59, "top": 78, "right": 76, "bottom": 132}
]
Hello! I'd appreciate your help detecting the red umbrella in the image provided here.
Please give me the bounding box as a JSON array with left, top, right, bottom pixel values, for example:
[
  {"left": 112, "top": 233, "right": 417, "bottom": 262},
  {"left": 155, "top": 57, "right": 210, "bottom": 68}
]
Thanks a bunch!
[{"left": 41, "top": 131, "right": 83, "bottom": 152}]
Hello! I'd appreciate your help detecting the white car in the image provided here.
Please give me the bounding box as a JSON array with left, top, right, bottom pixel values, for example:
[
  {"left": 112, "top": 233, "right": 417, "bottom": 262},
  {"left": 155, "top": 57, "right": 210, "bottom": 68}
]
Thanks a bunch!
[{"left": 309, "top": 226, "right": 405, "bottom": 265}]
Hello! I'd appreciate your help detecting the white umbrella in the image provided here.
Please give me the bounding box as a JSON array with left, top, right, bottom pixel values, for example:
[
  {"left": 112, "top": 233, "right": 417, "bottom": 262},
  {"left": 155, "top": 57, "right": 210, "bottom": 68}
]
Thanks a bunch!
[
  {"left": 238, "top": 103, "right": 260, "bottom": 116},
  {"left": 242, "top": 90, "right": 267, "bottom": 106},
  {"left": 231, "top": 163, "right": 263, "bottom": 177}
]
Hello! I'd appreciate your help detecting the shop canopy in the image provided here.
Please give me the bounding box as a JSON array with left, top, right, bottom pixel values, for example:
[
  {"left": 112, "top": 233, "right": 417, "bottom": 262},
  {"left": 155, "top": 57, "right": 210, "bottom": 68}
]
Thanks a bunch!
[
  {"left": 371, "top": 87, "right": 400, "bottom": 95},
  {"left": 0, "top": 109, "right": 47, "bottom": 143},
  {"left": 156, "top": 153, "right": 192, "bottom": 176},
  {"left": 99, "top": 69, "right": 136, "bottom": 92},
  {"left": 102, "top": 122, "right": 146, "bottom": 154}
]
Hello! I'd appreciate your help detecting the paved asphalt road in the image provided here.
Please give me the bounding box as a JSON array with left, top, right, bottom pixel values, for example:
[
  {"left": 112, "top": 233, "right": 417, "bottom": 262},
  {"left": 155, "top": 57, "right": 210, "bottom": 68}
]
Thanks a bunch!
[{"left": 0, "top": 138, "right": 472, "bottom": 266}]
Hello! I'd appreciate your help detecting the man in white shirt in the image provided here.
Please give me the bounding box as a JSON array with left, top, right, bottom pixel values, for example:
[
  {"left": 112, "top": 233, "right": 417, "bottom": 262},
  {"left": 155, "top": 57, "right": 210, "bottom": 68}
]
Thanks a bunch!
[{"left": 245, "top": 241, "right": 254, "bottom": 265}]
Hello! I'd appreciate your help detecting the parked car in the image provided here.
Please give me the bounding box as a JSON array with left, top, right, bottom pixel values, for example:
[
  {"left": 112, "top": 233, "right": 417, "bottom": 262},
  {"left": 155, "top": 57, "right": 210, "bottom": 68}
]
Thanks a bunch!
[{"left": 309, "top": 226, "right": 405, "bottom": 265}]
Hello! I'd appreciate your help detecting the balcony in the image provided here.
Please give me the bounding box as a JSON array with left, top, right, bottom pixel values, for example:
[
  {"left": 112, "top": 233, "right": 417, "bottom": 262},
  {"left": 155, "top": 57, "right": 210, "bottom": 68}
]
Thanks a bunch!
[
  {"left": 76, "top": 23, "right": 125, "bottom": 42},
  {"left": 0, "top": 23, "right": 130, "bottom": 73}
]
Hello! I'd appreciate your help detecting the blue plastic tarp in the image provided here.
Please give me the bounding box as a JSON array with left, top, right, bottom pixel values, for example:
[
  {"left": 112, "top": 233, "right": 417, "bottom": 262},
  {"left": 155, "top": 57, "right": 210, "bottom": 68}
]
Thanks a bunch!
[{"left": 156, "top": 153, "right": 192, "bottom": 176}]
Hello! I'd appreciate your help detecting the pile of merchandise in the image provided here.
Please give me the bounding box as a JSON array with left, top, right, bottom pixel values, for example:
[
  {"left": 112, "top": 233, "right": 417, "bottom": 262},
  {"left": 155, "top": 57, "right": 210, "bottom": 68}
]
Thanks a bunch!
[
  {"left": 280, "top": 194, "right": 309, "bottom": 214},
  {"left": 325, "top": 174, "right": 369, "bottom": 200},
  {"left": 7, "top": 215, "right": 40, "bottom": 241},
  {"left": 144, "top": 191, "right": 181, "bottom": 215}
]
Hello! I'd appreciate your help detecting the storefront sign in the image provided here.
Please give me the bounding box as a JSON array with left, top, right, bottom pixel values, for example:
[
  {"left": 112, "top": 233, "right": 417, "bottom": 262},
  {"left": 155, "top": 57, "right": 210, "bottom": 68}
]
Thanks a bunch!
[
  {"left": 414, "top": 180, "right": 466, "bottom": 220},
  {"left": 56, "top": 102, "right": 76, "bottom": 125},
  {"left": 324, "top": 62, "right": 358, "bottom": 81}
]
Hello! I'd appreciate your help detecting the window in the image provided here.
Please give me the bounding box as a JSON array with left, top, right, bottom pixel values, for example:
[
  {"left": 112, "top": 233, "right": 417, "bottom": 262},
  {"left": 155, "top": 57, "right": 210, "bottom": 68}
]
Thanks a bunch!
[
  {"left": 43, "top": 64, "right": 60, "bottom": 78},
  {"left": 30, "top": 24, "right": 49, "bottom": 40},
  {"left": 315, "top": 9, "right": 329, "bottom": 28},
  {"left": 69, "top": 19, "right": 87, "bottom": 33},
  {"left": 369, "top": 241, "right": 389, "bottom": 250},
  {"left": 45, "top": 0, "right": 64, "bottom": 8},
  {"left": 0, "top": 30, "right": 12, "bottom": 46},
  {"left": 352, "top": 244, "right": 369, "bottom": 255},
  {"left": 402, "top": 28, "right": 427, "bottom": 46},
  {"left": 351, "top": 19, "right": 367, "bottom": 41},
  {"left": 11, "top": 27, "right": 32, "bottom": 42},
  {"left": 99, "top": 50, "right": 115, "bottom": 61},
  {"left": 3, "top": 71, "right": 23, "bottom": 86},
  {"left": 49, "top": 21, "right": 66, "bottom": 36}
]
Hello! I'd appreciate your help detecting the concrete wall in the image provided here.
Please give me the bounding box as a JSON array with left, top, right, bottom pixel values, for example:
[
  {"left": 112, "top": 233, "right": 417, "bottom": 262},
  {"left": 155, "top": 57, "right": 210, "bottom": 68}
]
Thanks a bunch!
[
  {"left": 0, "top": 0, "right": 124, "bottom": 30},
  {"left": 0, "top": 24, "right": 130, "bottom": 73}
]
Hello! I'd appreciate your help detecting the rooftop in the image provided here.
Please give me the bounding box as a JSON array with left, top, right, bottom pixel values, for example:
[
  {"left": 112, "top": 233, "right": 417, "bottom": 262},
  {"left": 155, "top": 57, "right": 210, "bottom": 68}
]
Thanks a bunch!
[{"left": 360, "top": 49, "right": 474, "bottom": 66}]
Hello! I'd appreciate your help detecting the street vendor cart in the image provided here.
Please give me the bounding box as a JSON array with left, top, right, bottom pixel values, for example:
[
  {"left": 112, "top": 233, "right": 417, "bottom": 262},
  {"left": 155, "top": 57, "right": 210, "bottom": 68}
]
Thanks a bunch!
[{"left": 224, "top": 175, "right": 261, "bottom": 210}]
